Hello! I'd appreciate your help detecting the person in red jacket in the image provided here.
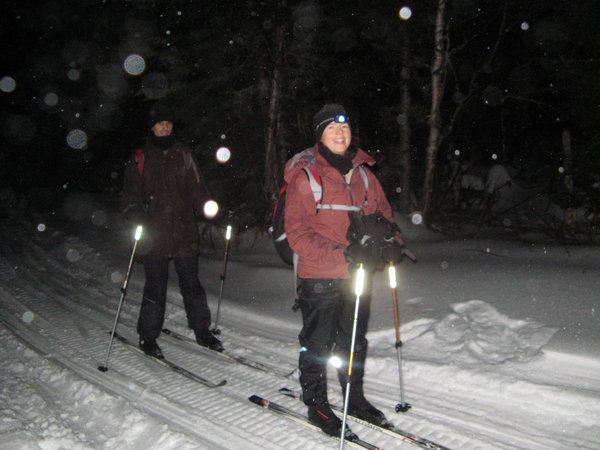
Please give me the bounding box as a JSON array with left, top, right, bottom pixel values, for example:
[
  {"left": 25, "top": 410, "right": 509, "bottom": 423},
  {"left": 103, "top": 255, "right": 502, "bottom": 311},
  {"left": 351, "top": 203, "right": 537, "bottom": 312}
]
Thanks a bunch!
[
  {"left": 121, "top": 105, "right": 223, "bottom": 358},
  {"left": 284, "top": 104, "right": 405, "bottom": 437}
]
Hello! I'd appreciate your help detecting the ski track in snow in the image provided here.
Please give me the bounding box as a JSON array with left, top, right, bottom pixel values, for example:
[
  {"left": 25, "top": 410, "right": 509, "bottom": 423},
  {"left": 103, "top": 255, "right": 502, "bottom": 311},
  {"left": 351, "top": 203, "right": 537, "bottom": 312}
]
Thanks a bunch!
[{"left": 1, "top": 210, "right": 599, "bottom": 449}]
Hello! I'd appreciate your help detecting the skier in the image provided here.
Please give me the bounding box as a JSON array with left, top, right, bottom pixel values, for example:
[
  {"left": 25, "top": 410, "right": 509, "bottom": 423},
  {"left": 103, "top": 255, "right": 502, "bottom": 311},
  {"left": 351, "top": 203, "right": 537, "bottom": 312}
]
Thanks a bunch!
[
  {"left": 121, "top": 105, "right": 223, "bottom": 358},
  {"left": 284, "top": 104, "right": 405, "bottom": 437}
]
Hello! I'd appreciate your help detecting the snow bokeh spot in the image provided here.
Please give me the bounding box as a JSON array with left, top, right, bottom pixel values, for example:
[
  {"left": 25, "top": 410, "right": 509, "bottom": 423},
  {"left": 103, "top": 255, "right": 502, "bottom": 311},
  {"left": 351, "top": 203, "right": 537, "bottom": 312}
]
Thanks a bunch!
[
  {"left": 203, "top": 200, "right": 219, "bottom": 219},
  {"left": 215, "top": 147, "right": 231, "bottom": 163},
  {"left": 66, "top": 129, "right": 87, "bottom": 149},
  {"left": 37, "top": 223, "right": 47, "bottom": 232},
  {"left": 410, "top": 212, "right": 423, "bottom": 225},
  {"left": 0, "top": 76, "right": 16, "bottom": 93},
  {"left": 98, "top": 64, "right": 128, "bottom": 99},
  {"left": 44, "top": 92, "right": 59, "bottom": 107},
  {"left": 91, "top": 210, "right": 108, "bottom": 227},
  {"left": 123, "top": 54, "right": 146, "bottom": 76},
  {"left": 398, "top": 6, "right": 412, "bottom": 20},
  {"left": 313, "top": 282, "right": 324, "bottom": 294},
  {"left": 22, "top": 311, "right": 34, "bottom": 323},
  {"left": 111, "top": 271, "right": 123, "bottom": 284},
  {"left": 67, "top": 69, "right": 80, "bottom": 81},
  {"left": 141, "top": 72, "right": 169, "bottom": 99},
  {"left": 66, "top": 249, "right": 81, "bottom": 262}
]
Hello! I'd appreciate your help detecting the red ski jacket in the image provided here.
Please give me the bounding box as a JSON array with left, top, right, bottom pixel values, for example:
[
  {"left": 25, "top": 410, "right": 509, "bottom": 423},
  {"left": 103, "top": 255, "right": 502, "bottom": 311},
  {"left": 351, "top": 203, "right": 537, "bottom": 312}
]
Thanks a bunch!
[{"left": 284, "top": 144, "right": 402, "bottom": 279}]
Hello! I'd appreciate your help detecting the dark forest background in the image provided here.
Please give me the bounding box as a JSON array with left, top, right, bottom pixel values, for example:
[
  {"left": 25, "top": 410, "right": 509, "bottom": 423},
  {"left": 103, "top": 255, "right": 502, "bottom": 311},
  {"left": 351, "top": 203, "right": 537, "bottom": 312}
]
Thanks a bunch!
[{"left": 1, "top": 0, "right": 599, "bottom": 241}]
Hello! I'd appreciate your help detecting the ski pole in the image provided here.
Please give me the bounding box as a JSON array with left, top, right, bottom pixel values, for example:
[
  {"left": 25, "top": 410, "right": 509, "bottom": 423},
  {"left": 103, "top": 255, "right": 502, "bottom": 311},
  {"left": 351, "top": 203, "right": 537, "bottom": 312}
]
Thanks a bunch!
[
  {"left": 340, "top": 264, "right": 365, "bottom": 450},
  {"left": 389, "top": 262, "right": 411, "bottom": 412},
  {"left": 211, "top": 225, "right": 232, "bottom": 335},
  {"left": 98, "top": 225, "right": 143, "bottom": 372}
]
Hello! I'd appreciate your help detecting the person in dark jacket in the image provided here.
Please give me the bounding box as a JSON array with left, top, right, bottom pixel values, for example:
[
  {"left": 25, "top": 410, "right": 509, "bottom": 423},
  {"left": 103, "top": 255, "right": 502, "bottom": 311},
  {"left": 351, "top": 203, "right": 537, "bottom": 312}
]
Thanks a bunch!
[
  {"left": 284, "top": 104, "right": 405, "bottom": 437},
  {"left": 121, "top": 106, "right": 223, "bottom": 358}
]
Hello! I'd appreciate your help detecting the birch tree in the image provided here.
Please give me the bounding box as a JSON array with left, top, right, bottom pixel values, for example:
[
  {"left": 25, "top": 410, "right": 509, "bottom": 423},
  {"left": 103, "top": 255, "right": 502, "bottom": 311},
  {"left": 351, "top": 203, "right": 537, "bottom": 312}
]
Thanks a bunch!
[{"left": 421, "top": 0, "right": 447, "bottom": 218}]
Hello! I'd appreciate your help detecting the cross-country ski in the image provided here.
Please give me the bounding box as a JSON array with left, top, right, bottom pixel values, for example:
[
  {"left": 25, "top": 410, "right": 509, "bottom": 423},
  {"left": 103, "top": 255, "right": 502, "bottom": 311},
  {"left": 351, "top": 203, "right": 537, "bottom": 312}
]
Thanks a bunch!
[
  {"left": 279, "top": 387, "right": 450, "bottom": 449},
  {"left": 248, "top": 395, "right": 383, "bottom": 450},
  {"left": 161, "top": 327, "right": 297, "bottom": 378},
  {"left": 112, "top": 331, "right": 227, "bottom": 388}
]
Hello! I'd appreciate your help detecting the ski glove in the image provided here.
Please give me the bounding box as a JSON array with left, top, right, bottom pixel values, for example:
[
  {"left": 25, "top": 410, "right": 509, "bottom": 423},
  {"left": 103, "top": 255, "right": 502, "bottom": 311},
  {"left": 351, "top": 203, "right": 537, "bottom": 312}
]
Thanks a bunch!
[
  {"left": 345, "top": 211, "right": 402, "bottom": 270},
  {"left": 346, "top": 211, "right": 399, "bottom": 248},
  {"left": 344, "top": 242, "right": 384, "bottom": 270},
  {"left": 381, "top": 242, "right": 406, "bottom": 265}
]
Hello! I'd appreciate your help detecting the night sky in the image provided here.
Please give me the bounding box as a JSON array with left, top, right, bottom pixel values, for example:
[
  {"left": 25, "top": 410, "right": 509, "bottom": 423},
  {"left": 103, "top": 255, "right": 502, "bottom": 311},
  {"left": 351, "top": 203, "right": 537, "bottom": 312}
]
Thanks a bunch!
[{"left": 1, "top": 1, "right": 599, "bottom": 233}]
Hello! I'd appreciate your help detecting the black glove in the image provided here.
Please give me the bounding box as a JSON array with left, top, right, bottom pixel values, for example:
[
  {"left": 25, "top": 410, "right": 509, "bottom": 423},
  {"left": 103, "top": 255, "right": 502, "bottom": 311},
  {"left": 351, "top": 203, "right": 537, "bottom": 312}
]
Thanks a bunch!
[
  {"left": 123, "top": 203, "right": 149, "bottom": 225},
  {"left": 381, "top": 242, "right": 405, "bottom": 265},
  {"left": 344, "top": 242, "right": 384, "bottom": 270},
  {"left": 346, "top": 212, "right": 401, "bottom": 270},
  {"left": 347, "top": 212, "right": 398, "bottom": 247}
]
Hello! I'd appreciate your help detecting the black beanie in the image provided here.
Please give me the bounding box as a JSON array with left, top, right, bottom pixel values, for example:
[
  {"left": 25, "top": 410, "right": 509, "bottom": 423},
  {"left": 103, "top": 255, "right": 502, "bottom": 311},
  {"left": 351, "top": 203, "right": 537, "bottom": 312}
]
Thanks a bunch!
[
  {"left": 148, "top": 105, "right": 175, "bottom": 127},
  {"left": 313, "top": 104, "right": 349, "bottom": 140}
]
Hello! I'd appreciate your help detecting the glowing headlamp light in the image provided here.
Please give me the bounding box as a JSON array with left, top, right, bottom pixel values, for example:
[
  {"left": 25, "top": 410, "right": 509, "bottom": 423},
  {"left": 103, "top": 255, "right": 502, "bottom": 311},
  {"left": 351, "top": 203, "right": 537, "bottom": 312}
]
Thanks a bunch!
[{"left": 315, "top": 114, "right": 350, "bottom": 131}]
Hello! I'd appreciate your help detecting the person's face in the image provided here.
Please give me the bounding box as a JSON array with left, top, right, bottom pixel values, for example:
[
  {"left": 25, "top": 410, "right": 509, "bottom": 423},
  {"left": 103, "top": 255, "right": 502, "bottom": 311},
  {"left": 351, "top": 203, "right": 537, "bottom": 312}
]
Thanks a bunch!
[
  {"left": 151, "top": 121, "right": 173, "bottom": 137},
  {"left": 320, "top": 121, "right": 351, "bottom": 154}
]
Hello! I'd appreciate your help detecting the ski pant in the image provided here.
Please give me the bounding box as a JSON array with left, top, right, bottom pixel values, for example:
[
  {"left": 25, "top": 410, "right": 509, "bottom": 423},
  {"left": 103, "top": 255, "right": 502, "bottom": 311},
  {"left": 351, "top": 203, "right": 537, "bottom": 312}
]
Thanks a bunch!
[
  {"left": 137, "top": 256, "right": 211, "bottom": 340},
  {"left": 297, "top": 277, "right": 371, "bottom": 406}
]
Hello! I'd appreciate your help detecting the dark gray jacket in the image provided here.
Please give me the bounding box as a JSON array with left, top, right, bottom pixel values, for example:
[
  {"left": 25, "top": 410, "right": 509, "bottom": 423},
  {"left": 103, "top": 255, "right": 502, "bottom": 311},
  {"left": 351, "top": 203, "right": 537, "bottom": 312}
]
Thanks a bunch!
[{"left": 121, "top": 139, "right": 209, "bottom": 261}]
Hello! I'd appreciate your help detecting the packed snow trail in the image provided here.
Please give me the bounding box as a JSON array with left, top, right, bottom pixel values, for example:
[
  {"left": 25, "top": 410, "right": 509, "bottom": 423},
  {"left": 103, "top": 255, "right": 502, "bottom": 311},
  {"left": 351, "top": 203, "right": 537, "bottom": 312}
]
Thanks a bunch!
[
  {"left": 1, "top": 204, "right": 599, "bottom": 449},
  {"left": 0, "top": 217, "right": 433, "bottom": 449}
]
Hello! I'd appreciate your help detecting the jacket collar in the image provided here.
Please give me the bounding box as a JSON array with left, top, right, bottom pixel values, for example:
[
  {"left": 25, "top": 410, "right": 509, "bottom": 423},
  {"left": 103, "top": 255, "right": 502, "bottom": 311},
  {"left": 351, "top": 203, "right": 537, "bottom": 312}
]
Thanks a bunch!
[{"left": 312, "top": 143, "right": 375, "bottom": 168}]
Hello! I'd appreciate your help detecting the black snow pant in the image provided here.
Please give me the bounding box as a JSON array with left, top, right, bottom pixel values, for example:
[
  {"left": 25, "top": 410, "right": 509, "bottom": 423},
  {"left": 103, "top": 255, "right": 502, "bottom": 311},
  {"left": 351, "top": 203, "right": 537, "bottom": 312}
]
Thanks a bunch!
[
  {"left": 137, "top": 256, "right": 211, "bottom": 340},
  {"left": 297, "top": 277, "right": 371, "bottom": 407}
]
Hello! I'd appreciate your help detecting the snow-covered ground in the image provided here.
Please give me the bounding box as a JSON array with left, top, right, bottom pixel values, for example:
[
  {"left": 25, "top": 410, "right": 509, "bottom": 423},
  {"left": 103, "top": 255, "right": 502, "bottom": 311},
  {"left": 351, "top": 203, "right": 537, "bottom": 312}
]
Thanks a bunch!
[{"left": 1, "top": 191, "right": 599, "bottom": 449}]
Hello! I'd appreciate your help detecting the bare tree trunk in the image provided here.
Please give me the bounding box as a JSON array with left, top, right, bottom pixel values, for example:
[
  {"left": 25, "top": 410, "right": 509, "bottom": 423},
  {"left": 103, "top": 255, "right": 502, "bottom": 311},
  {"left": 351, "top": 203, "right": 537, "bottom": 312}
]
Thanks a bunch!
[
  {"left": 263, "top": 21, "right": 285, "bottom": 204},
  {"left": 562, "top": 128, "right": 572, "bottom": 186},
  {"left": 398, "top": 34, "right": 412, "bottom": 213},
  {"left": 561, "top": 128, "right": 577, "bottom": 232},
  {"left": 422, "top": 0, "right": 447, "bottom": 218}
]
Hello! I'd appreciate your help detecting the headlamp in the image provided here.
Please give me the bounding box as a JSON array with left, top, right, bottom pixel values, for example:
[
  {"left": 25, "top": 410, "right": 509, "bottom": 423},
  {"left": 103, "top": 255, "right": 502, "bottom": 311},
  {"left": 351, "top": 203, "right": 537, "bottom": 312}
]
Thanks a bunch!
[{"left": 315, "top": 114, "right": 350, "bottom": 131}]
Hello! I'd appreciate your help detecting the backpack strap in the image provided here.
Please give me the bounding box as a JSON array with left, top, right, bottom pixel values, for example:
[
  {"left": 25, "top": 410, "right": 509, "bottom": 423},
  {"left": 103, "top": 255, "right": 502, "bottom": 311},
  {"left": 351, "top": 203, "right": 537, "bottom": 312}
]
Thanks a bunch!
[
  {"left": 134, "top": 148, "right": 144, "bottom": 176},
  {"left": 304, "top": 165, "right": 369, "bottom": 212},
  {"left": 272, "top": 168, "right": 318, "bottom": 244},
  {"left": 355, "top": 165, "right": 370, "bottom": 210},
  {"left": 302, "top": 166, "right": 323, "bottom": 206},
  {"left": 182, "top": 149, "right": 201, "bottom": 183}
]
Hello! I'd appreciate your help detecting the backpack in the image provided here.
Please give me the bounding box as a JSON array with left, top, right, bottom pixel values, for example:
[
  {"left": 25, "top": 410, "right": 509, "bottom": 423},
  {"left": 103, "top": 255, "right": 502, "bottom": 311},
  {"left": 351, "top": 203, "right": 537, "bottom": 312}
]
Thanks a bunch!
[
  {"left": 134, "top": 148, "right": 144, "bottom": 175},
  {"left": 269, "top": 161, "right": 369, "bottom": 266}
]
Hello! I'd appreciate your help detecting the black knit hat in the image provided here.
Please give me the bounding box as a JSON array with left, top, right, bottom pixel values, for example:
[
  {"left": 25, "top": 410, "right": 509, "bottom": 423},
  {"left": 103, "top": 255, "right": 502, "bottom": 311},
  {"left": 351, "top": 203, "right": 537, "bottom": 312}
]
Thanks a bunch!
[
  {"left": 313, "top": 104, "right": 349, "bottom": 140},
  {"left": 148, "top": 105, "right": 175, "bottom": 127}
]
